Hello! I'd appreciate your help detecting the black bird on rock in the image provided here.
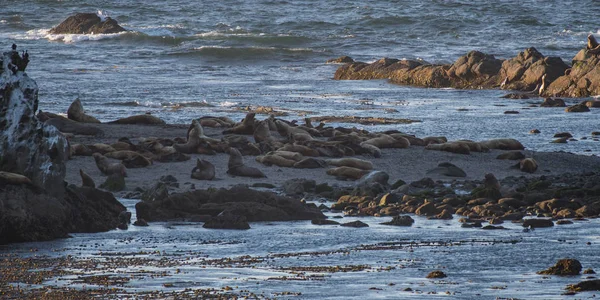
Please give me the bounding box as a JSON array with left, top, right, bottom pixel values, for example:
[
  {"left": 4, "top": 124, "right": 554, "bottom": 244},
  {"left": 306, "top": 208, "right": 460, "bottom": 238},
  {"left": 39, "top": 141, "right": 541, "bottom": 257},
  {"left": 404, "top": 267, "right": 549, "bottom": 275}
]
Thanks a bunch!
[{"left": 11, "top": 43, "right": 16, "bottom": 50}]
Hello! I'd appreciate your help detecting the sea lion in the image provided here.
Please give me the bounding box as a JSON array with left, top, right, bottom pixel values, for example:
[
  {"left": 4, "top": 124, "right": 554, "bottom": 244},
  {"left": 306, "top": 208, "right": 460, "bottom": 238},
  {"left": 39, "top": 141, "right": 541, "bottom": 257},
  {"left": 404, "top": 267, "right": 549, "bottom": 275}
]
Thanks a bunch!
[
  {"left": 104, "top": 150, "right": 141, "bottom": 160},
  {"left": 227, "top": 148, "right": 266, "bottom": 178},
  {"left": 174, "top": 119, "right": 214, "bottom": 154},
  {"left": 268, "top": 150, "right": 304, "bottom": 162},
  {"left": 70, "top": 143, "right": 93, "bottom": 156},
  {"left": 0, "top": 171, "right": 32, "bottom": 186},
  {"left": 293, "top": 157, "right": 327, "bottom": 169},
  {"left": 108, "top": 114, "right": 166, "bottom": 125},
  {"left": 45, "top": 117, "right": 104, "bottom": 136},
  {"left": 191, "top": 159, "right": 215, "bottom": 180},
  {"left": 87, "top": 143, "right": 117, "bottom": 154},
  {"left": 67, "top": 98, "right": 101, "bottom": 123},
  {"left": 519, "top": 158, "right": 538, "bottom": 173},
  {"left": 326, "top": 166, "right": 370, "bottom": 180},
  {"left": 326, "top": 158, "right": 373, "bottom": 170},
  {"left": 359, "top": 142, "right": 382, "bottom": 158},
  {"left": 587, "top": 34, "right": 600, "bottom": 54},
  {"left": 256, "top": 154, "right": 296, "bottom": 167},
  {"left": 278, "top": 144, "right": 320, "bottom": 157},
  {"left": 253, "top": 120, "right": 275, "bottom": 143},
  {"left": 79, "top": 169, "right": 95, "bottom": 188},
  {"left": 222, "top": 112, "right": 256, "bottom": 135},
  {"left": 111, "top": 141, "right": 135, "bottom": 151},
  {"left": 122, "top": 154, "right": 152, "bottom": 168},
  {"left": 389, "top": 133, "right": 425, "bottom": 146},
  {"left": 423, "top": 136, "right": 448, "bottom": 145},
  {"left": 425, "top": 142, "right": 471, "bottom": 155},
  {"left": 92, "top": 153, "right": 127, "bottom": 177},
  {"left": 362, "top": 134, "right": 409, "bottom": 149},
  {"left": 479, "top": 138, "right": 524, "bottom": 151}
]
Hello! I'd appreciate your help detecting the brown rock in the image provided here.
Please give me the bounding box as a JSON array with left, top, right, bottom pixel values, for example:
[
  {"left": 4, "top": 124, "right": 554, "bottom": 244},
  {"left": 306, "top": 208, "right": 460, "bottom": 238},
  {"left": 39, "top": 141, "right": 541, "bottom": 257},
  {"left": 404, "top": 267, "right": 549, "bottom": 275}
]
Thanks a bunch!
[
  {"left": 426, "top": 270, "right": 447, "bottom": 279},
  {"left": 537, "top": 258, "right": 582, "bottom": 275}
]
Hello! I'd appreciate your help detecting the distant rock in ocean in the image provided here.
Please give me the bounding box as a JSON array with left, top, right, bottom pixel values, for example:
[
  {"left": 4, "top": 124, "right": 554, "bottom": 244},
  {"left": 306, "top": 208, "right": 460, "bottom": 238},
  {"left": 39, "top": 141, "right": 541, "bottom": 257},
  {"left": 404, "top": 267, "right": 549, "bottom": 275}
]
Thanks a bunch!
[
  {"left": 0, "top": 45, "right": 125, "bottom": 244},
  {"left": 49, "top": 12, "right": 127, "bottom": 34}
]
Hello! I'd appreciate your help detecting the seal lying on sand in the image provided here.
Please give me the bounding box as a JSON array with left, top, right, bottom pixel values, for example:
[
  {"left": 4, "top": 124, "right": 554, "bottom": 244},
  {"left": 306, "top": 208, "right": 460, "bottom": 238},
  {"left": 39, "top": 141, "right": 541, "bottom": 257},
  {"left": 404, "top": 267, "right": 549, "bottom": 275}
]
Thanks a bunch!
[
  {"left": 67, "top": 98, "right": 100, "bottom": 123},
  {"left": 227, "top": 148, "right": 266, "bottom": 178},
  {"left": 326, "top": 157, "right": 373, "bottom": 170},
  {"left": 0, "top": 171, "right": 32, "bottom": 186},
  {"left": 92, "top": 153, "right": 127, "bottom": 177},
  {"left": 191, "top": 159, "right": 215, "bottom": 180},
  {"left": 326, "top": 166, "right": 370, "bottom": 180},
  {"left": 108, "top": 114, "right": 166, "bottom": 125},
  {"left": 79, "top": 169, "right": 96, "bottom": 188}
]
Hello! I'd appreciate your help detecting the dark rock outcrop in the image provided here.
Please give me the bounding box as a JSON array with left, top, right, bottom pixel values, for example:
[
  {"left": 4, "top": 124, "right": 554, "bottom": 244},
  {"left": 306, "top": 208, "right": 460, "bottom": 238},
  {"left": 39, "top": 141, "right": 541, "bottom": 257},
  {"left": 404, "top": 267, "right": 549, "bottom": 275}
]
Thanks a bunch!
[
  {"left": 381, "top": 215, "right": 414, "bottom": 226},
  {"left": 0, "top": 46, "right": 125, "bottom": 244},
  {"left": 136, "top": 185, "right": 325, "bottom": 222},
  {"left": 537, "top": 258, "right": 582, "bottom": 276},
  {"left": 567, "top": 279, "right": 600, "bottom": 293},
  {"left": 49, "top": 13, "right": 127, "bottom": 34},
  {"left": 1, "top": 48, "right": 69, "bottom": 198}
]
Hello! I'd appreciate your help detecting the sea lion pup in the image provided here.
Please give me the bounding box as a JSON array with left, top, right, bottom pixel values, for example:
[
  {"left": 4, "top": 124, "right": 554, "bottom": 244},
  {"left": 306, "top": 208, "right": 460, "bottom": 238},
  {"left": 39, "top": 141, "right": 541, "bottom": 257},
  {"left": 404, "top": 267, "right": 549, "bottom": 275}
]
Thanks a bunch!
[
  {"left": 79, "top": 169, "right": 96, "bottom": 188},
  {"left": 227, "top": 148, "right": 266, "bottom": 178},
  {"left": 425, "top": 142, "right": 471, "bottom": 155},
  {"left": 92, "top": 153, "right": 127, "bottom": 177},
  {"left": 67, "top": 98, "right": 101, "bottom": 123},
  {"left": 294, "top": 157, "right": 327, "bottom": 169},
  {"left": 479, "top": 138, "right": 524, "bottom": 151},
  {"left": 191, "top": 159, "right": 215, "bottom": 180},
  {"left": 326, "top": 158, "right": 373, "bottom": 170},
  {"left": 359, "top": 142, "right": 382, "bottom": 158},
  {"left": 222, "top": 112, "right": 256, "bottom": 135},
  {"left": 104, "top": 150, "right": 141, "bottom": 160},
  {"left": 108, "top": 114, "right": 166, "bottom": 125},
  {"left": 278, "top": 144, "right": 320, "bottom": 157},
  {"left": 256, "top": 154, "right": 296, "bottom": 167},
  {"left": 326, "top": 166, "right": 370, "bottom": 180},
  {"left": 519, "top": 158, "right": 538, "bottom": 173},
  {"left": 0, "top": 171, "right": 32, "bottom": 186}
]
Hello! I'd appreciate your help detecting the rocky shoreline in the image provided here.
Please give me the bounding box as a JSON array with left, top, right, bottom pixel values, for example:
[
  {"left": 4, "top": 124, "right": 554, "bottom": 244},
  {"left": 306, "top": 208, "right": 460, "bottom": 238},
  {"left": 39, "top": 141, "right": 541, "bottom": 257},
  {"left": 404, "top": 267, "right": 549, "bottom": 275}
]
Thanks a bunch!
[
  {"left": 1, "top": 16, "right": 600, "bottom": 295},
  {"left": 333, "top": 34, "right": 600, "bottom": 99}
]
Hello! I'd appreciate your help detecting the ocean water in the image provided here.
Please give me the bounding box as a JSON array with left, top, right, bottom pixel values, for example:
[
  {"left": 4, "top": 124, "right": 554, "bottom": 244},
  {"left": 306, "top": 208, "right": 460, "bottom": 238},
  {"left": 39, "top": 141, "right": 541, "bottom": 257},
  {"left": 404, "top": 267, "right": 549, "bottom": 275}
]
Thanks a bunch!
[{"left": 1, "top": 1, "right": 600, "bottom": 154}]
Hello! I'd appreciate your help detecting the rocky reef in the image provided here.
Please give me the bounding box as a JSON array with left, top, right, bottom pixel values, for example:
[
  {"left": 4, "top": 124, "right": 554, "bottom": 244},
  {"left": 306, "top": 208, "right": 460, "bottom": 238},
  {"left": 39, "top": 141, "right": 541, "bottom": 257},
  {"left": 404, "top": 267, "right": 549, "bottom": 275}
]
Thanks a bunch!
[
  {"left": 334, "top": 42, "right": 589, "bottom": 96},
  {"left": 49, "top": 12, "right": 126, "bottom": 35},
  {"left": 0, "top": 46, "right": 125, "bottom": 244},
  {"left": 136, "top": 185, "right": 325, "bottom": 228}
]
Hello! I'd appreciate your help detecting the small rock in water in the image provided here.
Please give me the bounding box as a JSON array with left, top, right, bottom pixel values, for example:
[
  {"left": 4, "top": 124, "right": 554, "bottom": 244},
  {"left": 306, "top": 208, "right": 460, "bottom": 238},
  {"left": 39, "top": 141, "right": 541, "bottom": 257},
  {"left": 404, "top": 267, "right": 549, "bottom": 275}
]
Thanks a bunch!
[
  {"left": 426, "top": 270, "right": 447, "bottom": 279},
  {"left": 340, "top": 220, "right": 369, "bottom": 228},
  {"left": 537, "top": 258, "right": 582, "bottom": 275}
]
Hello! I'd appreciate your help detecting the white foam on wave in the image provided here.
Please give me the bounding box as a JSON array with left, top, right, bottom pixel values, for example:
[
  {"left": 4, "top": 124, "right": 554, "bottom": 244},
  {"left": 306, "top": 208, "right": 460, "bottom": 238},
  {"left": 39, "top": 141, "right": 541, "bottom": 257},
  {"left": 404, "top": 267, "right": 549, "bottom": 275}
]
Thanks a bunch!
[
  {"left": 96, "top": 10, "right": 109, "bottom": 22},
  {"left": 193, "top": 45, "right": 317, "bottom": 52},
  {"left": 15, "top": 28, "right": 126, "bottom": 43},
  {"left": 219, "top": 101, "right": 239, "bottom": 107}
]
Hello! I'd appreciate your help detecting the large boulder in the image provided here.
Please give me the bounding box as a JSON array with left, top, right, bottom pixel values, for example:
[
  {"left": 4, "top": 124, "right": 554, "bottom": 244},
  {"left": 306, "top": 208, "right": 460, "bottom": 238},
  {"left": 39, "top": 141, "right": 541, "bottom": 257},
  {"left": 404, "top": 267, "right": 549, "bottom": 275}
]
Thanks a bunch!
[
  {"left": 49, "top": 13, "right": 127, "bottom": 34},
  {"left": 499, "top": 47, "right": 569, "bottom": 92},
  {"left": 136, "top": 185, "right": 325, "bottom": 222},
  {"left": 544, "top": 35, "right": 600, "bottom": 97},
  {"left": 1, "top": 47, "right": 69, "bottom": 198},
  {"left": 0, "top": 46, "right": 125, "bottom": 244},
  {"left": 537, "top": 258, "right": 582, "bottom": 276}
]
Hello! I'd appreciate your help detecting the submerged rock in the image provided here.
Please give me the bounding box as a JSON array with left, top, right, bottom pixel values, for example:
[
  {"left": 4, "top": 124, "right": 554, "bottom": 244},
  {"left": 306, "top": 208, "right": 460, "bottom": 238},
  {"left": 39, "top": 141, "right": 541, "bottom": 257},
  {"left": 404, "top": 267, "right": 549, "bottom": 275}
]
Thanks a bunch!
[{"left": 49, "top": 12, "right": 127, "bottom": 34}]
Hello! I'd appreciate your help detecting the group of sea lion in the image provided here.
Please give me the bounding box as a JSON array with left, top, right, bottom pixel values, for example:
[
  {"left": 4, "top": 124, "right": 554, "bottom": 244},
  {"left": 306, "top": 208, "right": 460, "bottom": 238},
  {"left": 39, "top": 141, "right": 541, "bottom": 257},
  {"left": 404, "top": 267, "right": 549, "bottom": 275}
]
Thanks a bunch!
[{"left": 42, "top": 99, "right": 541, "bottom": 189}]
